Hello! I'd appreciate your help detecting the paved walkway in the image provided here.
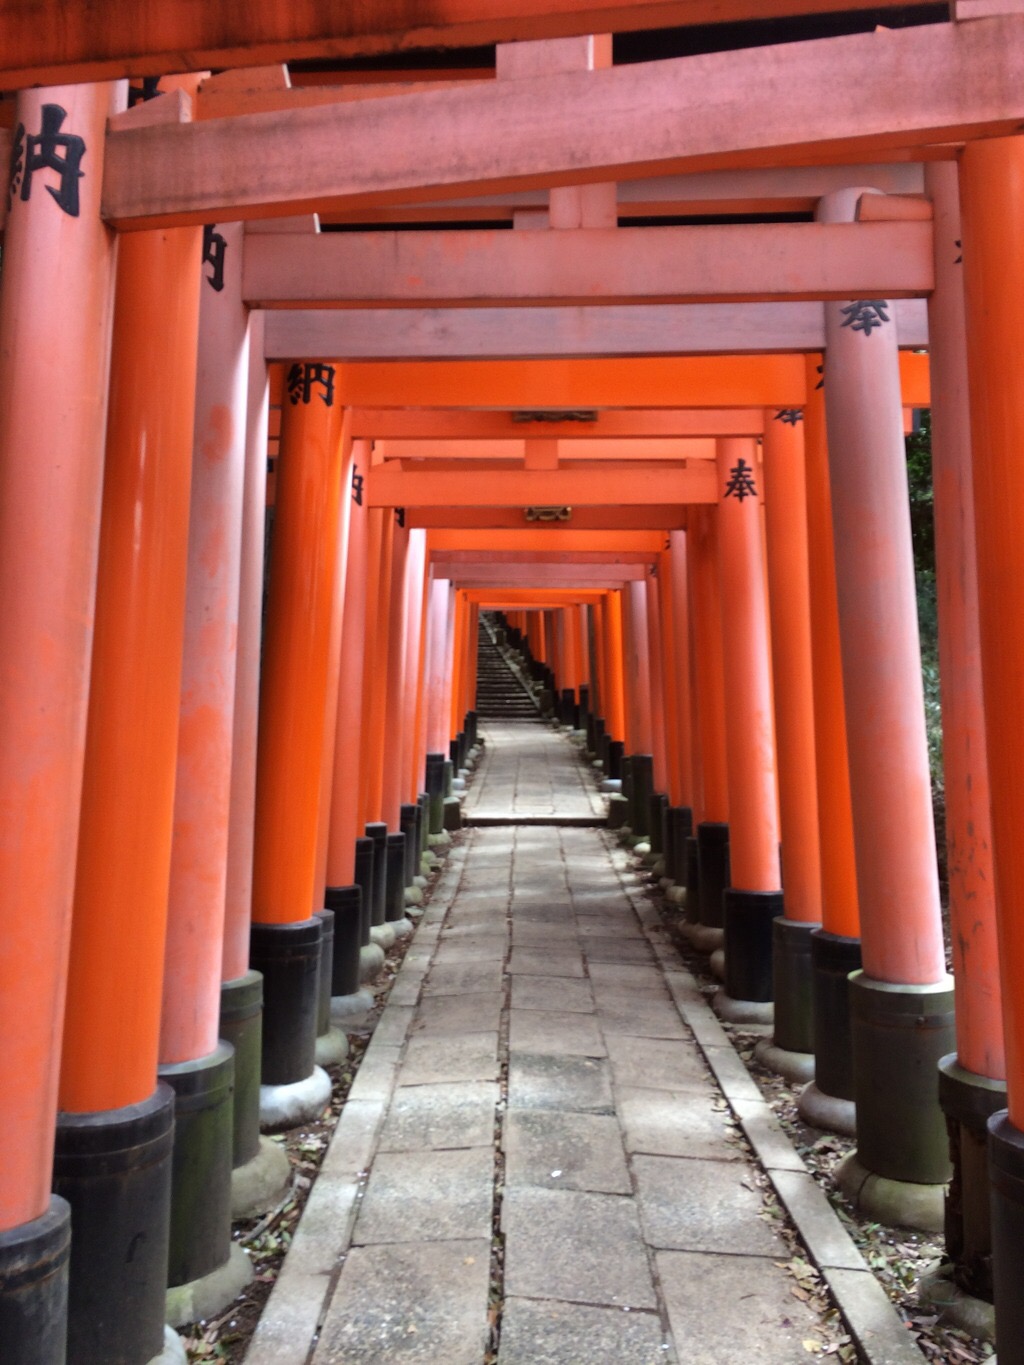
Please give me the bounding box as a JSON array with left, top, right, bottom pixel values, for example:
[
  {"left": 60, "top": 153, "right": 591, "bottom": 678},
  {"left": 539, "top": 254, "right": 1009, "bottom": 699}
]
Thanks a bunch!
[
  {"left": 461, "top": 720, "right": 605, "bottom": 824},
  {"left": 246, "top": 724, "right": 924, "bottom": 1365}
]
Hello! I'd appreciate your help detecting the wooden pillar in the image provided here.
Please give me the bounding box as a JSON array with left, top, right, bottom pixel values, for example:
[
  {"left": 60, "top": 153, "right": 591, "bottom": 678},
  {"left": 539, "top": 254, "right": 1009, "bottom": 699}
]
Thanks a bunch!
[
  {"left": 759, "top": 410, "right": 822, "bottom": 1061},
  {"left": 715, "top": 437, "right": 783, "bottom": 1005},
  {"left": 820, "top": 187, "right": 953, "bottom": 1211},
  {"left": 250, "top": 361, "right": 346, "bottom": 1118},
  {"left": 160, "top": 220, "right": 253, "bottom": 1309},
  {"left": 0, "top": 89, "right": 121, "bottom": 1302},
  {"left": 668, "top": 532, "right": 695, "bottom": 811},
  {"left": 688, "top": 506, "right": 730, "bottom": 933},
  {"left": 58, "top": 219, "right": 201, "bottom": 1364},
  {"left": 960, "top": 134, "right": 1024, "bottom": 1355}
]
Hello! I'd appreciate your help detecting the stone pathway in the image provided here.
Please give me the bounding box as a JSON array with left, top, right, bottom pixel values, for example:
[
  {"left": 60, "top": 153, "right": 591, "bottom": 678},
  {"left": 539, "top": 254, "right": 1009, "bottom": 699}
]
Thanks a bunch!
[
  {"left": 245, "top": 725, "right": 925, "bottom": 1365},
  {"left": 461, "top": 720, "right": 605, "bottom": 824}
]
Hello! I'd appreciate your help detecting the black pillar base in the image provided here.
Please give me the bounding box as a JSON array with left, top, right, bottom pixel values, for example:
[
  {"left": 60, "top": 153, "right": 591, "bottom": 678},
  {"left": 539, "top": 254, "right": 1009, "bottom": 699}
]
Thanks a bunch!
[
  {"left": 683, "top": 835, "right": 699, "bottom": 912},
  {"left": 385, "top": 833, "right": 407, "bottom": 922},
  {"left": 772, "top": 917, "right": 818, "bottom": 1055},
  {"left": 989, "top": 1111, "right": 1024, "bottom": 1363},
  {"left": 219, "top": 971, "right": 263, "bottom": 1168},
  {"left": 723, "top": 889, "right": 783, "bottom": 1003},
  {"left": 158, "top": 1042, "right": 235, "bottom": 1288},
  {"left": 54, "top": 1086, "right": 174, "bottom": 1365},
  {"left": 425, "top": 752, "right": 446, "bottom": 835},
  {"left": 326, "top": 885, "right": 362, "bottom": 998},
  {"left": 606, "top": 739, "right": 624, "bottom": 781},
  {"left": 353, "top": 837, "right": 375, "bottom": 945},
  {"left": 939, "top": 1054, "right": 1006, "bottom": 1301},
  {"left": 365, "top": 823, "right": 388, "bottom": 927},
  {"left": 250, "top": 918, "right": 321, "bottom": 1086},
  {"left": 696, "top": 821, "right": 730, "bottom": 928},
  {"left": 667, "top": 807, "right": 693, "bottom": 886},
  {"left": 399, "top": 804, "right": 419, "bottom": 884},
  {"left": 416, "top": 793, "right": 430, "bottom": 858},
  {"left": 630, "top": 755, "right": 654, "bottom": 837},
  {"left": 0, "top": 1196, "right": 70, "bottom": 1365},
  {"left": 649, "top": 792, "right": 668, "bottom": 857},
  {"left": 810, "top": 929, "right": 862, "bottom": 1102},
  {"left": 850, "top": 971, "right": 955, "bottom": 1185},
  {"left": 313, "top": 909, "right": 335, "bottom": 1035}
]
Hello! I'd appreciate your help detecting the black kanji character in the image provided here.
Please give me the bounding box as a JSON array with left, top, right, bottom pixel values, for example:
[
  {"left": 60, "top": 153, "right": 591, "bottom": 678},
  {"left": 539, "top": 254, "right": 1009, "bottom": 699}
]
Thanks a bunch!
[
  {"left": 774, "top": 409, "right": 803, "bottom": 426},
  {"left": 352, "top": 465, "right": 364, "bottom": 506},
  {"left": 839, "top": 299, "right": 890, "bottom": 336},
  {"left": 395, "top": 507, "right": 406, "bottom": 528},
  {"left": 9, "top": 104, "right": 86, "bottom": 217},
  {"left": 202, "top": 225, "right": 228, "bottom": 292},
  {"left": 287, "top": 362, "right": 336, "bottom": 408},
  {"left": 723, "top": 457, "right": 758, "bottom": 503}
]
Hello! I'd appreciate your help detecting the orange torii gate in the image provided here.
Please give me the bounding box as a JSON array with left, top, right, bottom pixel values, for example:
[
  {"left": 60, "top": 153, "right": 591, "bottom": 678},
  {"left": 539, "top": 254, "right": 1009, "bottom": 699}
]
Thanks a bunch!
[{"left": 0, "top": 10, "right": 1020, "bottom": 1364}]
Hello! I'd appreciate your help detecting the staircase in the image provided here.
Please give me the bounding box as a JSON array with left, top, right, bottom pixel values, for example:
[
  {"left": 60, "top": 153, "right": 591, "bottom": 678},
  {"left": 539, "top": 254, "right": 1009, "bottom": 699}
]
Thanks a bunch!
[{"left": 475, "top": 617, "right": 540, "bottom": 719}]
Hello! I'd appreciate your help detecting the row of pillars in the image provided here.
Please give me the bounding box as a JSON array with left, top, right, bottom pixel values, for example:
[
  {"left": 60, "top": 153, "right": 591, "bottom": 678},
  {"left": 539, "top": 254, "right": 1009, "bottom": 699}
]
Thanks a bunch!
[
  {"left": 486, "top": 174, "right": 1024, "bottom": 1355},
  {"left": 0, "top": 80, "right": 485, "bottom": 1365}
]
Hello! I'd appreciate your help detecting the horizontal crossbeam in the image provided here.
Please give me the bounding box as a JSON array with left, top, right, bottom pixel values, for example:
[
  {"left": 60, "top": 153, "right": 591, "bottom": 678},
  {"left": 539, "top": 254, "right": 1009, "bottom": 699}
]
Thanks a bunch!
[{"left": 103, "top": 17, "right": 1023, "bottom": 227}]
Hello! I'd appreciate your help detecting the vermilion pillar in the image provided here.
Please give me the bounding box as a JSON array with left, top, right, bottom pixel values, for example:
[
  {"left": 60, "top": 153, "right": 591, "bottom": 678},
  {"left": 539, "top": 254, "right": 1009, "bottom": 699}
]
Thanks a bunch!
[
  {"left": 160, "top": 220, "right": 253, "bottom": 1318},
  {"left": 715, "top": 438, "right": 783, "bottom": 1010},
  {"left": 662, "top": 532, "right": 696, "bottom": 896},
  {"left": 0, "top": 79, "right": 121, "bottom": 1364},
  {"left": 218, "top": 310, "right": 292, "bottom": 1219},
  {"left": 251, "top": 359, "right": 346, "bottom": 1124},
  {"left": 798, "top": 361, "right": 862, "bottom": 1135},
  {"left": 424, "top": 576, "right": 454, "bottom": 835},
  {"left": 603, "top": 590, "right": 626, "bottom": 746},
  {"left": 325, "top": 446, "right": 383, "bottom": 993},
  {"left": 624, "top": 580, "right": 654, "bottom": 840},
  {"left": 960, "top": 133, "right": 1024, "bottom": 1356},
  {"left": 921, "top": 157, "right": 1005, "bottom": 1310},
  {"left": 761, "top": 411, "right": 822, "bottom": 1066},
  {"left": 820, "top": 188, "right": 953, "bottom": 1221},
  {"left": 687, "top": 507, "right": 730, "bottom": 940},
  {"left": 645, "top": 574, "right": 670, "bottom": 803},
  {"left": 57, "top": 217, "right": 201, "bottom": 1365}
]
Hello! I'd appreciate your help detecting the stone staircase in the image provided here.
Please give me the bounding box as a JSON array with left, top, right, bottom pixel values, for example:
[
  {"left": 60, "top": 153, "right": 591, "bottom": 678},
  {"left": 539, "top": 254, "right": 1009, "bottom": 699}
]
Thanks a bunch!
[{"left": 475, "top": 616, "right": 540, "bottom": 719}]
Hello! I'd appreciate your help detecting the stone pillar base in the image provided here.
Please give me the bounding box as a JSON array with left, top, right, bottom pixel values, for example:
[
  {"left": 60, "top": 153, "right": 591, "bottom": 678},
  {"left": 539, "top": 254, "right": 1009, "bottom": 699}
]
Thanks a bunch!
[
  {"left": 836, "top": 1152, "right": 945, "bottom": 1233},
  {"left": 230, "top": 1136, "right": 291, "bottom": 1220},
  {"left": 712, "top": 989, "right": 773, "bottom": 1027},
  {"left": 165, "top": 1242, "right": 252, "bottom": 1329},
  {"left": 315, "top": 1025, "right": 350, "bottom": 1068},
  {"left": 917, "top": 1265, "right": 995, "bottom": 1343},
  {"left": 331, "top": 987, "right": 375, "bottom": 1021},
  {"left": 370, "top": 922, "right": 396, "bottom": 950},
  {"left": 797, "top": 1081, "right": 857, "bottom": 1137},
  {"left": 150, "top": 1325, "right": 188, "bottom": 1364},
  {"left": 678, "top": 921, "right": 723, "bottom": 954},
  {"left": 259, "top": 1066, "right": 333, "bottom": 1133},
  {"left": 755, "top": 1039, "right": 815, "bottom": 1084},
  {"left": 359, "top": 942, "right": 385, "bottom": 983}
]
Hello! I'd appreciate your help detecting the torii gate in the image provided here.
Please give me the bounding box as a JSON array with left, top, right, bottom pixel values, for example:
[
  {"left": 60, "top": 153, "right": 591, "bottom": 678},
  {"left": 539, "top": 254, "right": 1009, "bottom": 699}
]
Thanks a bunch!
[{"left": 0, "top": 7, "right": 1022, "bottom": 1363}]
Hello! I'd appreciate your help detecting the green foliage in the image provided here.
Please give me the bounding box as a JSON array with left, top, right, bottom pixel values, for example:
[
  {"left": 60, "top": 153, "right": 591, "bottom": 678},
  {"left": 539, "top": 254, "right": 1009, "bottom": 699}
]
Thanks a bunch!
[{"left": 905, "top": 410, "right": 944, "bottom": 815}]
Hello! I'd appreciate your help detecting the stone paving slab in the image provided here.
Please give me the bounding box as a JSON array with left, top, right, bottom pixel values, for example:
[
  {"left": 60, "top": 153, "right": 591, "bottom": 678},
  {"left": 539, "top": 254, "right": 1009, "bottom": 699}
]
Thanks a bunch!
[
  {"left": 502, "top": 1186, "right": 658, "bottom": 1308},
  {"left": 354, "top": 1147, "right": 494, "bottom": 1244},
  {"left": 594, "top": 992, "right": 688, "bottom": 1039},
  {"left": 504, "top": 1108, "right": 632, "bottom": 1194},
  {"left": 581, "top": 935, "right": 657, "bottom": 964},
  {"left": 422, "top": 960, "right": 506, "bottom": 996},
  {"left": 510, "top": 919, "right": 580, "bottom": 944},
  {"left": 379, "top": 1081, "right": 500, "bottom": 1152},
  {"left": 507, "top": 1052, "right": 614, "bottom": 1114},
  {"left": 507, "top": 947, "right": 585, "bottom": 978},
  {"left": 398, "top": 1031, "right": 500, "bottom": 1085},
  {"left": 497, "top": 1298, "right": 675, "bottom": 1365},
  {"left": 633, "top": 1153, "right": 788, "bottom": 1255},
  {"left": 617, "top": 1085, "right": 745, "bottom": 1161},
  {"left": 509, "top": 974, "right": 595, "bottom": 1013},
  {"left": 657, "top": 1250, "right": 827, "bottom": 1364},
  {"left": 313, "top": 1239, "right": 492, "bottom": 1365},
  {"left": 508, "top": 1008, "right": 606, "bottom": 1057},
  {"left": 411, "top": 991, "right": 504, "bottom": 1037},
  {"left": 605, "top": 1034, "right": 712, "bottom": 1094}
]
